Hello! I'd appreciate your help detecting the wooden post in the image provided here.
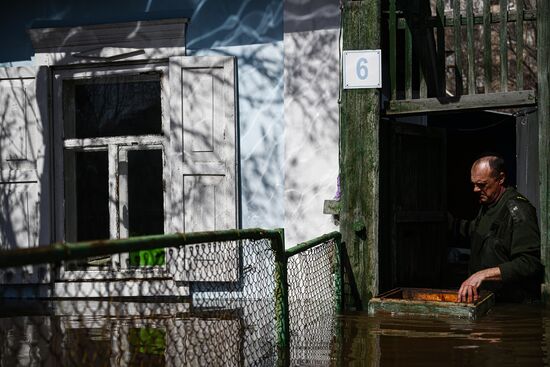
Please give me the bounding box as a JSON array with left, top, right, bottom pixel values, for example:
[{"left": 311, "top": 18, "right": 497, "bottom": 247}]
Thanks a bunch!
[
  {"left": 340, "top": 0, "right": 380, "bottom": 304},
  {"left": 537, "top": 0, "right": 550, "bottom": 301},
  {"left": 483, "top": 0, "right": 492, "bottom": 93},
  {"left": 466, "top": 0, "right": 475, "bottom": 94},
  {"left": 499, "top": 0, "right": 508, "bottom": 92},
  {"left": 453, "top": 0, "right": 463, "bottom": 95}
]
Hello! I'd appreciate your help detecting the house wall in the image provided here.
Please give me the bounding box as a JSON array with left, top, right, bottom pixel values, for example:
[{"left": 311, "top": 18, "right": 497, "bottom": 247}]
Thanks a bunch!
[
  {"left": 0, "top": 0, "right": 340, "bottom": 247},
  {"left": 283, "top": 1, "right": 340, "bottom": 245}
]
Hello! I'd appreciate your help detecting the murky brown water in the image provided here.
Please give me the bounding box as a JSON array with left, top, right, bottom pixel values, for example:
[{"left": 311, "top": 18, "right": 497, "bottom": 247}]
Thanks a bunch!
[
  {"left": 335, "top": 304, "right": 549, "bottom": 367},
  {"left": 1, "top": 300, "right": 549, "bottom": 366}
]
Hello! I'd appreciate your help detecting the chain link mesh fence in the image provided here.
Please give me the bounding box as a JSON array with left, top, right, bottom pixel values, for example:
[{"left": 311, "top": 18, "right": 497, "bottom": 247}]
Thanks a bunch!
[
  {"left": 0, "top": 229, "right": 342, "bottom": 366},
  {"left": 287, "top": 236, "right": 339, "bottom": 366}
]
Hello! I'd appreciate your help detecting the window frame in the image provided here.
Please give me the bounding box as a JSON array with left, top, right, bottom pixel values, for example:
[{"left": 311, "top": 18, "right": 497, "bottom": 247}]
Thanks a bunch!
[{"left": 53, "top": 63, "right": 172, "bottom": 280}]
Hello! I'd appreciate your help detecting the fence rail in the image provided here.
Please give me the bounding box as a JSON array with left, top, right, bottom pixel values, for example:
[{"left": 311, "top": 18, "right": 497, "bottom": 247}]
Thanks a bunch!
[
  {"left": 0, "top": 228, "right": 283, "bottom": 269},
  {"left": 0, "top": 228, "right": 342, "bottom": 366}
]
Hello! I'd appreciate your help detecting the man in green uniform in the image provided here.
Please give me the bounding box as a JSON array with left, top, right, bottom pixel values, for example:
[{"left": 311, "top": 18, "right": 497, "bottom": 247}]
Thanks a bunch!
[{"left": 456, "top": 155, "right": 543, "bottom": 303}]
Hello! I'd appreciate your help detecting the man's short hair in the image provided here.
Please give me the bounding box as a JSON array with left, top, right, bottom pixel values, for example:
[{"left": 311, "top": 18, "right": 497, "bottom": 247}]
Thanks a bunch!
[
  {"left": 475, "top": 154, "right": 506, "bottom": 178},
  {"left": 488, "top": 156, "right": 506, "bottom": 178}
]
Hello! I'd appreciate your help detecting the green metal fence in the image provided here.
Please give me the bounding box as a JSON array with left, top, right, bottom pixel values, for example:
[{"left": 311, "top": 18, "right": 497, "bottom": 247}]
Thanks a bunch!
[
  {"left": 286, "top": 232, "right": 342, "bottom": 365},
  {"left": 0, "top": 228, "right": 342, "bottom": 366}
]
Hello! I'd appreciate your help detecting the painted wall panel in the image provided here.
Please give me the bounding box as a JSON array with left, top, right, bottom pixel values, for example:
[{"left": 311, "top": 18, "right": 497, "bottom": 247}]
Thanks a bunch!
[
  {"left": 186, "top": 72, "right": 216, "bottom": 153},
  {"left": 283, "top": 28, "right": 340, "bottom": 246}
]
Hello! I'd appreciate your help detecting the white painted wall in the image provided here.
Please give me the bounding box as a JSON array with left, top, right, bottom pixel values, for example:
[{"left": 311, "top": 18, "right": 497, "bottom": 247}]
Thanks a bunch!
[
  {"left": 0, "top": 0, "right": 342, "bottom": 249},
  {"left": 195, "top": 42, "right": 286, "bottom": 231},
  {"left": 283, "top": 27, "right": 340, "bottom": 247}
]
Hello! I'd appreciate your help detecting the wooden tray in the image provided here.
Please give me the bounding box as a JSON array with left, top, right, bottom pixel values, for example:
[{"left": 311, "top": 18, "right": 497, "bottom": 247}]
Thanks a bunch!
[{"left": 368, "top": 287, "right": 494, "bottom": 320}]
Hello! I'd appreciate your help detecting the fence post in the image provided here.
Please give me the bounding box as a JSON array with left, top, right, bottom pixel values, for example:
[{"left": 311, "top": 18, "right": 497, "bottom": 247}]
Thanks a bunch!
[
  {"left": 335, "top": 233, "right": 344, "bottom": 314},
  {"left": 272, "top": 228, "right": 289, "bottom": 364}
]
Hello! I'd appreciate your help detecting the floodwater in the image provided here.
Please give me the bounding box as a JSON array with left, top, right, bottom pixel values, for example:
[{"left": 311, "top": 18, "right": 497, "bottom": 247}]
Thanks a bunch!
[
  {"left": 336, "top": 303, "right": 549, "bottom": 367},
  {"left": 1, "top": 300, "right": 549, "bottom": 366}
]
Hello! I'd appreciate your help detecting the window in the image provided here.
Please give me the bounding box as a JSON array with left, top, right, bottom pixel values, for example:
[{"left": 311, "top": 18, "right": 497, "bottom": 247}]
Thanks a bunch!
[
  {"left": 0, "top": 19, "right": 239, "bottom": 294},
  {"left": 54, "top": 65, "right": 170, "bottom": 275}
]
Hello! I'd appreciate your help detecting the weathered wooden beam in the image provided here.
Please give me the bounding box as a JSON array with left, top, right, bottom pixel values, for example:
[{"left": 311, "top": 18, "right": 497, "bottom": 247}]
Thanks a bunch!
[
  {"left": 389, "top": 0, "right": 397, "bottom": 101},
  {"left": 386, "top": 90, "right": 536, "bottom": 115},
  {"left": 436, "top": 0, "right": 445, "bottom": 97},
  {"left": 537, "top": 0, "right": 550, "bottom": 301},
  {"left": 405, "top": 19, "right": 413, "bottom": 99},
  {"left": 499, "top": 0, "right": 508, "bottom": 92},
  {"left": 483, "top": 0, "right": 492, "bottom": 93},
  {"left": 516, "top": 2, "right": 524, "bottom": 90},
  {"left": 466, "top": 0, "right": 475, "bottom": 94},
  {"left": 340, "top": 0, "right": 380, "bottom": 303},
  {"left": 453, "top": 0, "right": 463, "bottom": 95}
]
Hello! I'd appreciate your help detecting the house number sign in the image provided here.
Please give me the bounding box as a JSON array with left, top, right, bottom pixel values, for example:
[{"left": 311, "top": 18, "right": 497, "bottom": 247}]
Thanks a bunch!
[{"left": 343, "top": 50, "right": 382, "bottom": 89}]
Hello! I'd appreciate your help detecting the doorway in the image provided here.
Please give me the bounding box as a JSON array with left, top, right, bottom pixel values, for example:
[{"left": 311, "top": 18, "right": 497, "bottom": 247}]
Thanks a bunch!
[{"left": 379, "top": 108, "right": 537, "bottom": 292}]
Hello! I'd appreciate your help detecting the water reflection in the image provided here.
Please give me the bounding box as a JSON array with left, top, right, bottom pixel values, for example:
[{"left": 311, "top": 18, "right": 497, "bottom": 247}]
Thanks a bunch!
[
  {"left": 336, "top": 304, "right": 549, "bottom": 367},
  {"left": 0, "top": 299, "right": 277, "bottom": 367},
  {"left": 2, "top": 301, "right": 550, "bottom": 366}
]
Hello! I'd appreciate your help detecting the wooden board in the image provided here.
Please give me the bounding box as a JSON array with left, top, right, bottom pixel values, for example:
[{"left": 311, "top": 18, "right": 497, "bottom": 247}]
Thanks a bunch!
[
  {"left": 368, "top": 287, "right": 494, "bottom": 320},
  {"left": 386, "top": 91, "right": 536, "bottom": 115}
]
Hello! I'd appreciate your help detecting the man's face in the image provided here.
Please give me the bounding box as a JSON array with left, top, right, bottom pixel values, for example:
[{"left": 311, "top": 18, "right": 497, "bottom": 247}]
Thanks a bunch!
[{"left": 471, "top": 163, "right": 505, "bottom": 205}]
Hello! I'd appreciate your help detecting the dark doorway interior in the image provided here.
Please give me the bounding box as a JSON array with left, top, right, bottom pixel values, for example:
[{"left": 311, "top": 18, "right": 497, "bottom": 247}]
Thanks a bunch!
[
  {"left": 431, "top": 111, "right": 517, "bottom": 224},
  {"left": 380, "top": 110, "right": 524, "bottom": 293},
  {"left": 431, "top": 111, "right": 517, "bottom": 288}
]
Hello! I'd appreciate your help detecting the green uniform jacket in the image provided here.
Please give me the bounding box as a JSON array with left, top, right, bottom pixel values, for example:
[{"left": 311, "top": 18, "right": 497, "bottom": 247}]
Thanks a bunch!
[{"left": 464, "top": 187, "right": 543, "bottom": 302}]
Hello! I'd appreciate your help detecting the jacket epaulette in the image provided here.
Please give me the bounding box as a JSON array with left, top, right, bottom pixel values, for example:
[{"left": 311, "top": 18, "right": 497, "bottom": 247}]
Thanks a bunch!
[{"left": 506, "top": 195, "right": 530, "bottom": 224}]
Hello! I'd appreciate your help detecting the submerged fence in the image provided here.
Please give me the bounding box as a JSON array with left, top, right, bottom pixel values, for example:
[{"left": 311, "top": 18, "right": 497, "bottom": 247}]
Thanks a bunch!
[
  {"left": 0, "top": 228, "right": 342, "bottom": 366},
  {"left": 287, "top": 233, "right": 342, "bottom": 365}
]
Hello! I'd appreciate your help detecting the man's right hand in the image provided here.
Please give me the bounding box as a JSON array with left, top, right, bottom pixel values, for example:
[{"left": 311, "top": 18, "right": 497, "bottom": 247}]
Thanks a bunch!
[
  {"left": 457, "top": 267, "right": 502, "bottom": 303},
  {"left": 457, "top": 283, "right": 479, "bottom": 303}
]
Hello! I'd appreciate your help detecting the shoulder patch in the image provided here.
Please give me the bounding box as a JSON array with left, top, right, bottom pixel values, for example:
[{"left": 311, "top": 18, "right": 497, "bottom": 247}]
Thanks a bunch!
[{"left": 506, "top": 199, "right": 528, "bottom": 224}]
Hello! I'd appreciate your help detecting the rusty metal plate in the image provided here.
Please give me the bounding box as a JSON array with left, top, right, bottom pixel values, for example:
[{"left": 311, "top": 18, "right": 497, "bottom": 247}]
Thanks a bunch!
[{"left": 368, "top": 288, "right": 495, "bottom": 320}]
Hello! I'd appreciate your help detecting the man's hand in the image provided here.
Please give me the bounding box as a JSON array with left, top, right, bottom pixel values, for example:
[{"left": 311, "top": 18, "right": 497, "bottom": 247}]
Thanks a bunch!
[{"left": 457, "top": 267, "right": 501, "bottom": 303}]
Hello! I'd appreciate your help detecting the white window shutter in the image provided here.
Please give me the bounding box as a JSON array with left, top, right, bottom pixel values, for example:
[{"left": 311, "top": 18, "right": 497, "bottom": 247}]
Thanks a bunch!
[
  {"left": 169, "top": 56, "right": 238, "bottom": 233},
  {"left": 168, "top": 56, "right": 239, "bottom": 282},
  {"left": 0, "top": 66, "right": 51, "bottom": 284}
]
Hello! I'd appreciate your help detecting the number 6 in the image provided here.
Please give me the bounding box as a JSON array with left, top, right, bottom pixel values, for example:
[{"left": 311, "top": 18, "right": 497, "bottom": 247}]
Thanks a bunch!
[{"left": 356, "top": 58, "right": 368, "bottom": 80}]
